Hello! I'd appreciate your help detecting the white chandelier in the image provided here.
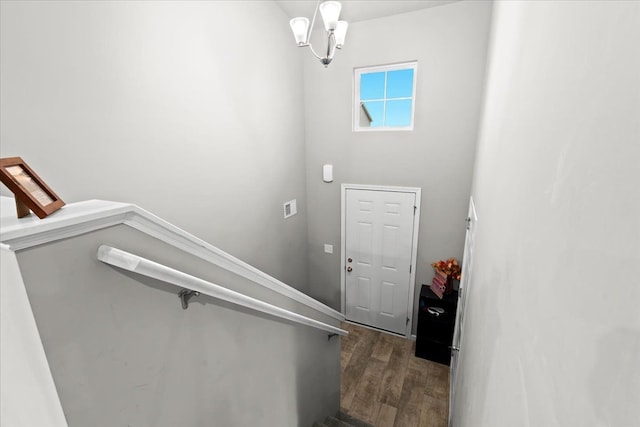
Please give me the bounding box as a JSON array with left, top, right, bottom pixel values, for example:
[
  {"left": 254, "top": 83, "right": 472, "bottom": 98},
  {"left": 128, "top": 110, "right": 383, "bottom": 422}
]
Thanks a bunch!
[{"left": 289, "top": 1, "right": 348, "bottom": 67}]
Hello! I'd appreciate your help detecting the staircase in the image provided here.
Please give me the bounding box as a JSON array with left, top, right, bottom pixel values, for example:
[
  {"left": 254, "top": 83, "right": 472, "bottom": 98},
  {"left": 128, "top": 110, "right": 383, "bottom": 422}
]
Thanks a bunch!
[
  {"left": 313, "top": 411, "right": 374, "bottom": 427},
  {"left": 1, "top": 198, "right": 347, "bottom": 427}
]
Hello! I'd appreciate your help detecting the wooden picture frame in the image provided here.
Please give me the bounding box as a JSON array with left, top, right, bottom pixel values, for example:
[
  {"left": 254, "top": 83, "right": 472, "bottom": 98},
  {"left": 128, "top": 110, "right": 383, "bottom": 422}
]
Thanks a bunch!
[{"left": 0, "top": 157, "right": 65, "bottom": 219}]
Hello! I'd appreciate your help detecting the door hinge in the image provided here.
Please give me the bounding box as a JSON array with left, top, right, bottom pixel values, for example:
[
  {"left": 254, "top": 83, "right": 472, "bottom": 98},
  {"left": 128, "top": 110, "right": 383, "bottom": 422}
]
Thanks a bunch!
[
  {"left": 406, "top": 317, "right": 410, "bottom": 325},
  {"left": 409, "top": 264, "right": 412, "bottom": 273},
  {"left": 465, "top": 217, "right": 471, "bottom": 230},
  {"left": 414, "top": 206, "right": 417, "bottom": 215}
]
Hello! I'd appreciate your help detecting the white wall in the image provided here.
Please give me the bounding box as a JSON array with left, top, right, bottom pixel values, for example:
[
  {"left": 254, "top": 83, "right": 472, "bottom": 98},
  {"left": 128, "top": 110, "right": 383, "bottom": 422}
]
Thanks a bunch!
[
  {"left": 15, "top": 225, "right": 340, "bottom": 427},
  {"left": 0, "top": 1, "right": 309, "bottom": 290},
  {"left": 0, "top": 248, "right": 68, "bottom": 427},
  {"left": 453, "top": 1, "right": 640, "bottom": 425},
  {"left": 302, "top": 1, "right": 493, "bottom": 333}
]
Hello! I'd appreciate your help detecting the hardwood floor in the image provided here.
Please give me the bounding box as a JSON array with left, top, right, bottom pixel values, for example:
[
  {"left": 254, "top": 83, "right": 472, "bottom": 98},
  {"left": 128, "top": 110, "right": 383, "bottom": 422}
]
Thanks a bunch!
[{"left": 340, "top": 322, "right": 450, "bottom": 427}]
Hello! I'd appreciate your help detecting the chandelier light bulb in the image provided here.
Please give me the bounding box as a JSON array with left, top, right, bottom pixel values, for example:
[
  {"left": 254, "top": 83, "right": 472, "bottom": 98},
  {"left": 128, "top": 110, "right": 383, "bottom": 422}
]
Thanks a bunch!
[
  {"left": 319, "top": 1, "right": 342, "bottom": 32},
  {"left": 334, "top": 21, "right": 348, "bottom": 48},
  {"left": 289, "top": 17, "right": 310, "bottom": 45}
]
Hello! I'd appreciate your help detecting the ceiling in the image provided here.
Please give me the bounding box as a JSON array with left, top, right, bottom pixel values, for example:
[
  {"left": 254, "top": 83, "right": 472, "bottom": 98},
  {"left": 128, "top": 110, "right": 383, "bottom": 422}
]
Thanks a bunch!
[{"left": 275, "top": 0, "right": 459, "bottom": 23}]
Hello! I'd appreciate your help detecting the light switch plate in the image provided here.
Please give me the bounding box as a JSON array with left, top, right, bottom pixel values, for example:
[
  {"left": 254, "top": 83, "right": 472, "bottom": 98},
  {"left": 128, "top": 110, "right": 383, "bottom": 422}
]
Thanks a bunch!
[
  {"left": 324, "top": 244, "right": 333, "bottom": 254},
  {"left": 323, "top": 164, "right": 333, "bottom": 182}
]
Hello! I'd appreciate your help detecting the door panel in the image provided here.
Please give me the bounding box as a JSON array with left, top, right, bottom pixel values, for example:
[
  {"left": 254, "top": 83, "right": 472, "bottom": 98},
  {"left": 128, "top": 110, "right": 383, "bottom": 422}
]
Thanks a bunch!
[
  {"left": 382, "top": 225, "right": 400, "bottom": 268},
  {"left": 355, "top": 277, "right": 371, "bottom": 310},
  {"left": 345, "top": 189, "right": 416, "bottom": 334},
  {"left": 357, "top": 222, "right": 373, "bottom": 265},
  {"left": 380, "top": 281, "right": 395, "bottom": 316}
]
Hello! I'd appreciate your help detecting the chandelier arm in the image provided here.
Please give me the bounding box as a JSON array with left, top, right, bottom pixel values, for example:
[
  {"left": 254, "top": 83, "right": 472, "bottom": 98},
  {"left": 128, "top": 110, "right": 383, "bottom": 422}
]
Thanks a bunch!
[
  {"left": 306, "top": 0, "right": 321, "bottom": 45},
  {"left": 306, "top": 43, "right": 324, "bottom": 61},
  {"left": 326, "top": 31, "right": 336, "bottom": 60}
]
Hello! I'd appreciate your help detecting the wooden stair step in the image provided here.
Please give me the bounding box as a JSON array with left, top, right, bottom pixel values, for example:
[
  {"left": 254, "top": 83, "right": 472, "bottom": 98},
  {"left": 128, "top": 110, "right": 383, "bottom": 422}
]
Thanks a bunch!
[
  {"left": 324, "top": 415, "right": 353, "bottom": 427},
  {"left": 336, "top": 411, "right": 375, "bottom": 427}
]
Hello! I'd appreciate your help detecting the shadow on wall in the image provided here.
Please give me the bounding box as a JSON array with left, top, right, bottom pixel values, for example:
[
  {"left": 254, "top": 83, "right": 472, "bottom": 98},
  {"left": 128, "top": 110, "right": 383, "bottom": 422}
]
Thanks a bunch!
[
  {"left": 308, "top": 254, "right": 343, "bottom": 311},
  {"left": 121, "top": 269, "right": 341, "bottom": 426},
  {"left": 295, "top": 328, "right": 341, "bottom": 425},
  {"left": 474, "top": 266, "right": 503, "bottom": 425}
]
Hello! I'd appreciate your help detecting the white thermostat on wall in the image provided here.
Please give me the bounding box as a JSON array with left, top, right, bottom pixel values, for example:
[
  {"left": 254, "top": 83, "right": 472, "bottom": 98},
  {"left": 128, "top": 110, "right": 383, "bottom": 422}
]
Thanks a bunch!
[{"left": 323, "top": 164, "right": 333, "bottom": 183}]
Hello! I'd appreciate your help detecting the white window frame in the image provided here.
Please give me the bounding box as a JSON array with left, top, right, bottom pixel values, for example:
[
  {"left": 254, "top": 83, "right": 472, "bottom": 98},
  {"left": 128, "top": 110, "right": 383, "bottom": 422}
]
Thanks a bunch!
[{"left": 353, "top": 61, "right": 418, "bottom": 132}]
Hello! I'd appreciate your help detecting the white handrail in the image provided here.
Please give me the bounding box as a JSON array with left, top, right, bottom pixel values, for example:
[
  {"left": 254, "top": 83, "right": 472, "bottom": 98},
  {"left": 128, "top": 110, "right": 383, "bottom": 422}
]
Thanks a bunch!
[
  {"left": 97, "top": 245, "right": 348, "bottom": 337},
  {"left": 1, "top": 199, "right": 344, "bottom": 322}
]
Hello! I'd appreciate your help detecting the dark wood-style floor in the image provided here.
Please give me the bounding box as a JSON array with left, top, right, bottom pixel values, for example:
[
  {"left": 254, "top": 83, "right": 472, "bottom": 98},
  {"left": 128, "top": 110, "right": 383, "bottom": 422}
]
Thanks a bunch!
[{"left": 340, "top": 322, "right": 450, "bottom": 427}]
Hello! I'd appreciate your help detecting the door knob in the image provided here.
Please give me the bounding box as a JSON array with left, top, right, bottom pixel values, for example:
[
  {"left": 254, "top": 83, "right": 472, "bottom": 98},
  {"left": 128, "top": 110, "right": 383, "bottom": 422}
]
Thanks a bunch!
[
  {"left": 347, "top": 266, "right": 353, "bottom": 272},
  {"left": 347, "top": 258, "right": 353, "bottom": 263}
]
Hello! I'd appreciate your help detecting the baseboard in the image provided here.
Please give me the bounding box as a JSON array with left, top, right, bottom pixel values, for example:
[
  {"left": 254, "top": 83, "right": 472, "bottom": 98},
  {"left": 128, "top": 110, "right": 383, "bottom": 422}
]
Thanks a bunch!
[{"left": 344, "top": 320, "right": 411, "bottom": 339}]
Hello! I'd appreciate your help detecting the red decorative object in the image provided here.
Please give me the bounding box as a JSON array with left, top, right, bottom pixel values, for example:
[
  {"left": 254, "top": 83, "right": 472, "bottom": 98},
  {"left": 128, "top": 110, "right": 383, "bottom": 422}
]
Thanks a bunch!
[
  {"left": 431, "top": 258, "right": 461, "bottom": 296},
  {"left": 429, "top": 269, "right": 447, "bottom": 298},
  {"left": 431, "top": 258, "right": 461, "bottom": 280}
]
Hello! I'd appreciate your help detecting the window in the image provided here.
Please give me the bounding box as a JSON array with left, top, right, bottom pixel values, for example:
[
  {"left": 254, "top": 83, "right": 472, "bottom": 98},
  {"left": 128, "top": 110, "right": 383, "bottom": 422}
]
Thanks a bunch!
[{"left": 354, "top": 61, "right": 417, "bottom": 131}]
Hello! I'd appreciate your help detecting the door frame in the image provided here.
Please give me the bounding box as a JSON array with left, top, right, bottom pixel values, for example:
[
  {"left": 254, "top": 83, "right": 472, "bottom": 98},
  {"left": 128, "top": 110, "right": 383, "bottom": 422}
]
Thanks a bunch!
[
  {"left": 449, "top": 196, "right": 478, "bottom": 426},
  {"left": 340, "top": 184, "right": 422, "bottom": 338}
]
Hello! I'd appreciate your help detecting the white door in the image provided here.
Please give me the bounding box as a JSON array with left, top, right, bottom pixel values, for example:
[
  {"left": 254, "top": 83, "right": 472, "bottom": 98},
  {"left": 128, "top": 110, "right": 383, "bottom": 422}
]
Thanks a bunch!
[
  {"left": 344, "top": 188, "right": 417, "bottom": 335},
  {"left": 449, "top": 197, "right": 477, "bottom": 425}
]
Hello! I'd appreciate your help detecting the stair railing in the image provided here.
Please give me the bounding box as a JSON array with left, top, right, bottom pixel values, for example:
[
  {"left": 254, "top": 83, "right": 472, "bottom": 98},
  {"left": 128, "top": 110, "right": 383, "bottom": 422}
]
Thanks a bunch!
[{"left": 97, "top": 245, "right": 347, "bottom": 337}]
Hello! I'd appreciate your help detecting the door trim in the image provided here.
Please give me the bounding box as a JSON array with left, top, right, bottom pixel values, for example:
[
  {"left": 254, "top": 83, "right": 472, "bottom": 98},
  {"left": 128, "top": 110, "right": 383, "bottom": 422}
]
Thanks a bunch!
[
  {"left": 449, "top": 196, "right": 478, "bottom": 426},
  {"left": 340, "top": 184, "right": 422, "bottom": 338}
]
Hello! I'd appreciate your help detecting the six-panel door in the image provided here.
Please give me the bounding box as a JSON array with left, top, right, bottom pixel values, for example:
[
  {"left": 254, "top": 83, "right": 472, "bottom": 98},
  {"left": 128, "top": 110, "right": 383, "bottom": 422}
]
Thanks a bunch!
[{"left": 344, "top": 189, "right": 416, "bottom": 335}]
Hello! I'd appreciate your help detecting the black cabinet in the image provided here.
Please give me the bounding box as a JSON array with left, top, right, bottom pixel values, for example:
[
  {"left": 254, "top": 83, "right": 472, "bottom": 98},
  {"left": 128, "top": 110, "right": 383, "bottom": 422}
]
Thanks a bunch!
[{"left": 415, "top": 285, "right": 458, "bottom": 365}]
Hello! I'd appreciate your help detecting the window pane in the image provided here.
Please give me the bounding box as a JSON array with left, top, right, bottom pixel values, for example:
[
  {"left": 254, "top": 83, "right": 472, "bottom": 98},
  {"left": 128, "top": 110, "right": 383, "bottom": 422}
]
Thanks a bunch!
[
  {"left": 386, "top": 69, "right": 414, "bottom": 98},
  {"left": 361, "top": 101, "right": 384, "bottom": 127},
  {"left": 354, "top": 62, "right": 416, "bottom": 131},
  {"left": 384, "top": 99, "right": 412, "bottom": 127},
  {"left": 360, "top": 72, "right": 385, "bottom": 100}
]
